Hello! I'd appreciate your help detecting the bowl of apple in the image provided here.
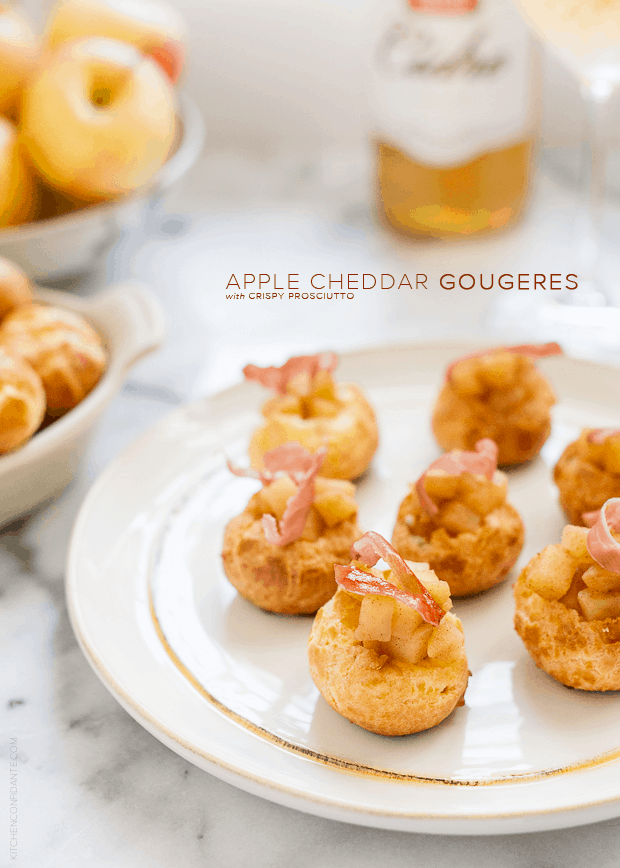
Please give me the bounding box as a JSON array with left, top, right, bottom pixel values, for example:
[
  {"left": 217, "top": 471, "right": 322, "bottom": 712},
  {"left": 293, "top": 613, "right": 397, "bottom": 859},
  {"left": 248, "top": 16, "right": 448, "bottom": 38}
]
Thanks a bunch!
[{"left": 0, "top": 0, "right": 205, "bottom": 284}]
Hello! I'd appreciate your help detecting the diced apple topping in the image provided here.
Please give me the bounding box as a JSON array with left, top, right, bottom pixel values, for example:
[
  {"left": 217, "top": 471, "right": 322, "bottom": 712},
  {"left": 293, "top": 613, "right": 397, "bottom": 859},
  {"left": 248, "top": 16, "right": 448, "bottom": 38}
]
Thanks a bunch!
[
  {"left": 422, "top": 470, "right": 462, "bottom": 502},
  {"left": 231, "top": 441, "right": 329, "bottom": 547},
  {"left": 387, "top": 624, "right": 433, "bottom": 665},
  {"left": 446, "top": 344, "right": 561, "bottom": 402},
  {"left": 313, "top": 491, "right": 357, "bottom": 527},
  {"left": 354, "top": 594, "right": 395, "bottom": 641},
  {"left": 279, "top": 367, "right": 341, "bottom": 419},
  {"left": 258, "top": 475, "right": 298, "bottom": 521},
  {"left": 416, "top": 450, "right": 507, "bottom": 534},
  {"left": 311, "top": 369, "right": 337, "bottom": 401},
  {"left": 352, "top": 560, "right": 457, "bottom": 665},
  {"left": 582, "top": 564, "right": 620, "bottom": 594},
  {"left": 436, "top": 500, "right": 481, "bottom": 534},
  {"left": 459, "top": 471, "right": 507, "bottom": 516},
  {"left": 476, "top": 351, "right": 521, "bottom": 390},
  {"left": 315, "top": 477, "right": 354, "bottom": 498},
  {"left": 390, "top": 600, "right": 424, "bottom": 638},
  {"left": 524, "top": 544, "right": 576, "bottom": 600},
  {"left": 426, "top": 614, "right": 465, "bottom": 661},
  {"left": 408, "top": 564, "right": 452, "bottom": 610},
  {"left": 404, "top": 561, "right": 430, "bottom": 573},
  {"left": 307, "top": 396, "right": 339, "bottom": 418},
  {"left": 340, "top": 533, "right": 447, "bottom": 632},
  {"left": 450, "top": 352, "right": 548, "bottom": 413},
  {"left": 299, "top": 506, "right": 323, "bottom": 542},
  {"left": 577, "top": 588, "right": 620, "bottom": 621},
  {"left": 416, "top": 439, "right": 500, "bottom": 522},
  {"left": 313, "top": 477, "right": 357, "bottom": 527},
  {"left": 451, "top": 352, "right": 524, "bottom": 398},
  {"left": 286, "top": 370, "right": 312, "bottom": 397},
  {"left": 276, "top": 394, "right": 302, "bottom": 414},
  {"left": 424, "top": 579, "right": 452, "bottom": 612},
  {"left": 450, "top": 358, "right": 485, "bottom": 397},
  {"left": 561, "top": 525, "right": 590, "bottom": 561},
  {"left": 255, "top": 450, "right": 340, "bottom": 535}
]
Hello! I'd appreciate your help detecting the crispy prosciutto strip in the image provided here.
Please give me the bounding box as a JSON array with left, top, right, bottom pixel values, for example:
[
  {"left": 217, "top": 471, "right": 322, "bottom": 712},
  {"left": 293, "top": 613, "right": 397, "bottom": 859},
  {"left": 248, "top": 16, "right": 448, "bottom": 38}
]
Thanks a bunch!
[
  {"left": 226, "top": 460, "right": 272, "bottom": 486},
  {"left": 587, "top": 429, "right": 620, "bottom": 445},
  {"left": 415, "top": 438, "right": 498, "bottom": 516},
  {"left": 262, "top": 447, "right": 326, "bottom": 546},
  {"left": 583, "top": 510, "right": 600, "bottom": 528},
  {"left": 227, "top": 443, "right": 327, "bottom": 547},
  {"left": 346, "top": 531, "right": 445, "bottom": 625},
  {"left": 243, "top": 352, "right": 338, "bottom": 394},
  {"left": 446, "top": 342, "right": 562, "bottom": 383},
  {"left": 262, "top": 442, "right": 324, "bottom": 480},
  {"left": 227, "top": 442, "right": 324, "bottom": 486},
  {"left": 586, "top": 498, "right": 620, "bottom": 573},
  {"left": 335, "top": 565, "right": 446, "bottom": 627}
]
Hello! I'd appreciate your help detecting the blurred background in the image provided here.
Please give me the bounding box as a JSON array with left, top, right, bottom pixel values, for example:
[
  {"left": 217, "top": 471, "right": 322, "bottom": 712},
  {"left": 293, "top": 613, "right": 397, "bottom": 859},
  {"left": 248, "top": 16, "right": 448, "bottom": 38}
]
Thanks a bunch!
[
  {"left": 5, "top": 0, "right": 614, "bottom": 454},
  {"left": 0, "top": 0, "right": 618, "bottom": 464},
  {"left": 2, "top": 0, "right": 618, "bottom": 460},
  {"left": 22, "top": 0, "right": 620, "bottom": 192},
  {"left": 15, "top": 0, "right": 620, "bottom": 200}
]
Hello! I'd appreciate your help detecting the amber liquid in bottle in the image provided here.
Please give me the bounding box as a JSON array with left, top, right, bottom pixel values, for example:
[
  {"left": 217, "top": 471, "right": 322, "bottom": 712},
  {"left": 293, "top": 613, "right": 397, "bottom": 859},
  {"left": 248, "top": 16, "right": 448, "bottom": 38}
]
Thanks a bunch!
[
  {"left": 374, "top": 0, "right": 536, "bottom": 240},
  {"left": 377, "top": 138, "right": 533, "bottom": 239}
]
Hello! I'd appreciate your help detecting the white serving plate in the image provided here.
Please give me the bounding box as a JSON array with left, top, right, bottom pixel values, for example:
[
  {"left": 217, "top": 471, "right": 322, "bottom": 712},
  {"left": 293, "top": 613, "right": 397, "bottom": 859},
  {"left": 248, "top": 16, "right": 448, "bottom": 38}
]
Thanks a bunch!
[{"left": 66, "top": 342, "right": 620, "bottom": 835}]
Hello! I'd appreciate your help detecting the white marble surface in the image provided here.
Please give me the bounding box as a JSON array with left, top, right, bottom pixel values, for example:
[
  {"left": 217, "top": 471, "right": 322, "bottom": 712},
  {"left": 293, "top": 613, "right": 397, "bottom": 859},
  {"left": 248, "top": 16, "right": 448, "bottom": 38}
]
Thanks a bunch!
[{"left": 3, "top": 148, "right": 620, "bottom": 867}]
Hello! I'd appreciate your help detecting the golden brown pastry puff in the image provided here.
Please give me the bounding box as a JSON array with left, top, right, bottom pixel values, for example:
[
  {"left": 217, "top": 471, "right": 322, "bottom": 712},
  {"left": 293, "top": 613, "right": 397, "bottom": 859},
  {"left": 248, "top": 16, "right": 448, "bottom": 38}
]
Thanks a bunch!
[
  {"left": 0, "top": 303, "right": 106, "bottom": 416},
  {"left": 222, "top": 442, "right": 362, "bottom": 614},
  {"left": 244, "top": 352, "right": 378, "bottom": 480},
  {"left": 554, "top": 428, "right": 620, "bottom": 526},
  {"left": 514, "top": 500, "right": 620, "bottom": 690},
  {"left": 431, "top": 343, "right": 562, "bottom": 466},
  {"left": 308, "top": 531, "right": 469, "bottom": 736},
  {"left": 392, "top": 439, "right": 524, "bottom": 597},
  {"left": 0, "top": 348, "right": 46, "bottom": 453},
  {"left": 0, "top": 257, "right": 33, "bottom": 320}
]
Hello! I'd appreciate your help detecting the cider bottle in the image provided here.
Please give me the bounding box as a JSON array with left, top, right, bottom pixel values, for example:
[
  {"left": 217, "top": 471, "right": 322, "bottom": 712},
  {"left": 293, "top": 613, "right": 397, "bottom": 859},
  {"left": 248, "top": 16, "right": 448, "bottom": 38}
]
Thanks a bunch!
[{"left": 373, "top": 0, "right": 538, "bottom": 239}]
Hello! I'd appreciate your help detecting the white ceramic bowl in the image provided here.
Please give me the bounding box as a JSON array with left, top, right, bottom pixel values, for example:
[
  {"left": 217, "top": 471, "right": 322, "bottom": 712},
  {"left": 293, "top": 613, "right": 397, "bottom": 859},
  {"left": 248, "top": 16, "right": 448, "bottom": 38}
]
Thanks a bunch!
[
  {"left": 0, "top": 94, "right": 204, "bottom": 284},
  {"left": 0, "top": 281, "right": 165, "bottom": 526}
]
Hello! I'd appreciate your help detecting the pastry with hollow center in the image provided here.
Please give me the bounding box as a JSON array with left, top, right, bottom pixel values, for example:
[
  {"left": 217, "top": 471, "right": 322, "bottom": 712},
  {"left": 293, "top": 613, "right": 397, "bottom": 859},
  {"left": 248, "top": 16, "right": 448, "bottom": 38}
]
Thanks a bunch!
[
  {"left": 308, "top": 531, "right": 469, "bottom": 736},
  {"left": 514, "top": 499, "right": 620, "bottom": 691},
  {"left": 221, "top": 442, "right": 362, "bottom": 614},
  {"left": 244, "top": 352, "right": 378, "bottom": 480},
  {"left": 392, "top": 439, "right": 524, "bottom": 597},
  {"left": 431, "top": 343, "right": 562, "bottom": 466},
  {"left": 0, "top": 347, "right": 46, "bottom": 453},
  {"left": 0, "top": 303, "right": 106, "bottom": 416},
  {"left": 554, "top": 428, "right": 620, "bottom": 526}
]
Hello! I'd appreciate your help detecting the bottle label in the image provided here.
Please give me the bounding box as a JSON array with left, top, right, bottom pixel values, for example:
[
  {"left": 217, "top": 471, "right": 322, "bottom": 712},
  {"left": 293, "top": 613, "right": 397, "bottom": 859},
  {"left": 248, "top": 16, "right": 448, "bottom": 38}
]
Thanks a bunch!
[{"left": 372, "top": 0, "right": 531, "bottom": 166}]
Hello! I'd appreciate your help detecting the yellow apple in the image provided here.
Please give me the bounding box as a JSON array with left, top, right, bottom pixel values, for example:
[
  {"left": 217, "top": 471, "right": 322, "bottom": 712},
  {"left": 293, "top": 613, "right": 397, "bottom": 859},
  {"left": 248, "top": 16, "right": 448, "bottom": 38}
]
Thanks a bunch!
[
  {"left": 45, "top": 0, "right": 186, "bottom": 83},
  {"left": 0, "top": 4, "right": 39, "bottom": 119},
  {"left": 21, "top": 37, "right": 176, "bottom": 203},
  {"left": 0, "top": 117, "right": 38, "bottom": 227}
]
